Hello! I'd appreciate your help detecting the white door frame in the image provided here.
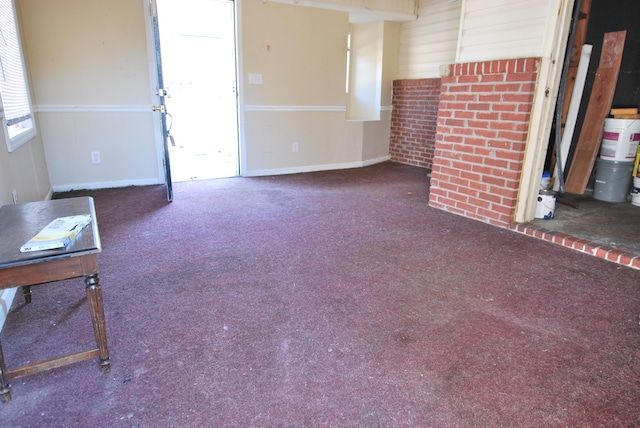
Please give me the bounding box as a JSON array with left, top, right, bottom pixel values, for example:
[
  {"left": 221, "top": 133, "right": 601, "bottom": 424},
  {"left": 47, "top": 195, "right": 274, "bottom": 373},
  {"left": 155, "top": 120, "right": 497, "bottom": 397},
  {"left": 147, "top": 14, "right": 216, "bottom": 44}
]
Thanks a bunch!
[
  {"left": 514, "top": 0, "right": 576, "bottom": 223},
  {"left": 235, "top": 0, "right": 247, "bottom": 177},
  {"left": 142, "top": 0, "right": 246, "bottom": 181}
]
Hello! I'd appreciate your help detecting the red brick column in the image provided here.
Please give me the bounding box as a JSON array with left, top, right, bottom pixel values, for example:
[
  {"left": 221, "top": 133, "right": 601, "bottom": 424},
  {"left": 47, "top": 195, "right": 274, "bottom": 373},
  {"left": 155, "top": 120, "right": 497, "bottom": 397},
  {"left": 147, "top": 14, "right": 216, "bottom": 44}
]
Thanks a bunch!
[
  {"left": 389, "top": 78, "right": 441, "bottom": 168},
  {"left": 428, "top": 58, "right": 540, "bottom": 227}
]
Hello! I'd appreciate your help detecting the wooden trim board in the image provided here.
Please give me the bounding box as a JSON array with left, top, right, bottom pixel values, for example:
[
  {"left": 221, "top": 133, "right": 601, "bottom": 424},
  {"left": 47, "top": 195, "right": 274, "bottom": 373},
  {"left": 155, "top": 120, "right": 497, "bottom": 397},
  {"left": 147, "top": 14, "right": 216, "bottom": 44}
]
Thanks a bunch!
[{"left": 565, "top": 30, "right": 627, "bottom": 194}]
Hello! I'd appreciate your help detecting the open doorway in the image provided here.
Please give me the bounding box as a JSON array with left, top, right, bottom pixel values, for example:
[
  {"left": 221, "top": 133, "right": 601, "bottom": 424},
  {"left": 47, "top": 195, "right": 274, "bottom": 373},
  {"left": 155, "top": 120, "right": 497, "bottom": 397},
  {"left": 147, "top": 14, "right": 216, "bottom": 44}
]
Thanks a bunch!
[{"left": 156, "top": 0, "right": 239, "bottom": 181}]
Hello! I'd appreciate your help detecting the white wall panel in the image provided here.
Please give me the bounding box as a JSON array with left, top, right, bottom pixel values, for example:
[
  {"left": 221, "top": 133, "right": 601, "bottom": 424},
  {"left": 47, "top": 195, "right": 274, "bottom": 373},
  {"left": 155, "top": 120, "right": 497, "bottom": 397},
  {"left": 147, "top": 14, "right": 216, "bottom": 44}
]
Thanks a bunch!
[
  {"left": 457, "top": 0, "right": 555, "bottom": 63},
  {"left": 397, "top": 0, "right": 462, "bottom": 79}
]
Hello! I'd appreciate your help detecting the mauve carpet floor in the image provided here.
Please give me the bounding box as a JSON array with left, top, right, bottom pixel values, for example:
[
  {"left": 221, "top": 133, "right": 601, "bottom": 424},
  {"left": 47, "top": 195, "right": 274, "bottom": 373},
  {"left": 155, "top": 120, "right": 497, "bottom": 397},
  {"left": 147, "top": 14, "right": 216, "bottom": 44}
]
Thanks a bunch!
[{"left": 1, "top": 162, "right": 639, "bottom": 427}]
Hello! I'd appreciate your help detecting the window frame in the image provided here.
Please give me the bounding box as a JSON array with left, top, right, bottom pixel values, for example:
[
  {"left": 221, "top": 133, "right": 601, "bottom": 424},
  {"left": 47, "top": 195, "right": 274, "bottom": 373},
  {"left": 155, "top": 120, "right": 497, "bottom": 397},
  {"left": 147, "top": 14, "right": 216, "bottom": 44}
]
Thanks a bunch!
[{"left": 0, "top": 0, "right": 36, "bottom": 153}]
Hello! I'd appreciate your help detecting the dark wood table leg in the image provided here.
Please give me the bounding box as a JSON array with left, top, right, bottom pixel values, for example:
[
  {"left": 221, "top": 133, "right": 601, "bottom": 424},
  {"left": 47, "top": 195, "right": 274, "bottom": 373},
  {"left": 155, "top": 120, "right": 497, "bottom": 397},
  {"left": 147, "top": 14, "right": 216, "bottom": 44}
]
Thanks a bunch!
[
  {"left": 0, "top": 340, "right": 12, "bottom": 403},
  {"left": 21, "top": 286, "right": 31, "bottom": 304},
  {"left": 84, "top": 274, "right": 110, "bottom": 373}
]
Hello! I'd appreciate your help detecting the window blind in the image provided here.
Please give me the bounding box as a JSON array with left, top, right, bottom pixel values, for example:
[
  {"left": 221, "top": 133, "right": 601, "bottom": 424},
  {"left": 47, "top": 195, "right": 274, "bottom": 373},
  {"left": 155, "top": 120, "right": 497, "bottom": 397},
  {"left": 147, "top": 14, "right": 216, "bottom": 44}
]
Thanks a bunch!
[{"left": 0, "top": 0, "right": 32, "bottom": 128}]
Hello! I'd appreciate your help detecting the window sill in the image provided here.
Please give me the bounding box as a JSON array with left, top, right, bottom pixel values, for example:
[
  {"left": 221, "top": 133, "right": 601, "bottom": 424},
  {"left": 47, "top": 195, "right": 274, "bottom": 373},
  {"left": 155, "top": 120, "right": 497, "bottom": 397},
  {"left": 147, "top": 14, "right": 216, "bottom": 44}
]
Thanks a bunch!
[{"left": 6, "top": 127, "right": 37, "bottom": 153}]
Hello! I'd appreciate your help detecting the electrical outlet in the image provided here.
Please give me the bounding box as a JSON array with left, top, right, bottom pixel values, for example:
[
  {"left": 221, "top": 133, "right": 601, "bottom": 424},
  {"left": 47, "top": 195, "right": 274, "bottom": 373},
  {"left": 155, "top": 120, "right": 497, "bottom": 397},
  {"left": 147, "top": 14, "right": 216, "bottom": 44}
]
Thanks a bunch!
[
  {"left": 11, "top": 189, "right": 17, "bottom": 204},
  {"left": 91, "top": 151, "right": 101, "bottom": 164},
  {"left": 292, "top": 142, "right": 299, "bottom": 153},
  {"left": 248, "top": 73, "right": 262, "bottom": 85}
]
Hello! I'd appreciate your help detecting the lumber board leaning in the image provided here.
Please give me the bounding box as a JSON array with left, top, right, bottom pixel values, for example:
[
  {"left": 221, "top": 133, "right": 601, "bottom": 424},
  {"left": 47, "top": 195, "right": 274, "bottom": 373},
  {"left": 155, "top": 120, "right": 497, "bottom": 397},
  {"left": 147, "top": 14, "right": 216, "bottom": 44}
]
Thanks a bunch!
[
  {"left": 560, "top": 0, "right": 592, "bottom": 124},
  {"left": 550, "top": 0, "right": 592, "bottom": 186},
  {"left": 553, "top": 44, "right": 592, "bottom": 192},
  {"left": 565, "top": 30, "right": 626, "bottom": 194}
]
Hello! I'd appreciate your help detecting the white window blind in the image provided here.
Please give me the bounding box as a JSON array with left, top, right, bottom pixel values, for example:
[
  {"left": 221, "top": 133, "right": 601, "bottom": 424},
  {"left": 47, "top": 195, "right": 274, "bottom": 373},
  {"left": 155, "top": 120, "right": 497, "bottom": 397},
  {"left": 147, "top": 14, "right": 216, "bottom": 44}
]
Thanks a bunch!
[{"left": 0, "top": 0, "right": 34, "bottom": 150}]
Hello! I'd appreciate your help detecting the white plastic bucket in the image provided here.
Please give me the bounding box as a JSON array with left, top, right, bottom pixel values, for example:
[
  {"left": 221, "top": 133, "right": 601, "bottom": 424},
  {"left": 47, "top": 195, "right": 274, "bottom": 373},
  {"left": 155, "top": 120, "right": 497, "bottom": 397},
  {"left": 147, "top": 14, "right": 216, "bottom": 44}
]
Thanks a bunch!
[
  {"left": 535, "top": 190, "right": 556, "bottom": 220},
  {"left": 599, "top": 118, "right": 640, "bottom": 161},
  {"left": 632, "top": 177, "right": 640, "bottom": 207}
]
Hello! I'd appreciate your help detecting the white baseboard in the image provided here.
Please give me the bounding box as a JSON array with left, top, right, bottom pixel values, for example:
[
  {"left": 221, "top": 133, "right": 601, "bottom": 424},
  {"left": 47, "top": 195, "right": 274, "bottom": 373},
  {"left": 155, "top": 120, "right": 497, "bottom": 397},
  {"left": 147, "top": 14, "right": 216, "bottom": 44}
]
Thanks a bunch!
[
  {"left": 52, "top": 178, "right": 163, "bottom": 193},
  {"left": 362, "top": 155, "right": 392, "bottom": 167},
  {"left": 243, "top": 156, "right": 391, "bottom": 177}
]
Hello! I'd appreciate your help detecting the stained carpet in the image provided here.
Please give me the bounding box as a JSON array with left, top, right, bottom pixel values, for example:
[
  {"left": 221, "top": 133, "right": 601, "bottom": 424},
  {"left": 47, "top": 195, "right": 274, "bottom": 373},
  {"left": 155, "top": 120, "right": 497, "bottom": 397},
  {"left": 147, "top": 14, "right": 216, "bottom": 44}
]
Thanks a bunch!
[{"left": 1, "top": 162, "right": 639, "bottom": 427}]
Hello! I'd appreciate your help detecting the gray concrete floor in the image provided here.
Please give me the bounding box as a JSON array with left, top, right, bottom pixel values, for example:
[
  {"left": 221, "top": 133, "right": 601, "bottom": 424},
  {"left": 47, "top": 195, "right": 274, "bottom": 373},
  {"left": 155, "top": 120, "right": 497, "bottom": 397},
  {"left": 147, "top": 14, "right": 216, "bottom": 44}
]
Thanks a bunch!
[{"left": 528, "top": 190, "right": 640, "bottom": 256}]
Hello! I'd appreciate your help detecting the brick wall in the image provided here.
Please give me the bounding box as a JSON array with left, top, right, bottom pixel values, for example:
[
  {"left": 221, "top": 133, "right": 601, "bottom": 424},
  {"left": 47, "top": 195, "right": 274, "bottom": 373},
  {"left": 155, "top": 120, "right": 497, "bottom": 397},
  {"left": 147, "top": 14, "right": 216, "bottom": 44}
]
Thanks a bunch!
[
  {"left": 389, "top": 78, "right": 441, "bottom": 169},
  {"left": 428, "top": 58, "right": 540, "bottom": 227}
]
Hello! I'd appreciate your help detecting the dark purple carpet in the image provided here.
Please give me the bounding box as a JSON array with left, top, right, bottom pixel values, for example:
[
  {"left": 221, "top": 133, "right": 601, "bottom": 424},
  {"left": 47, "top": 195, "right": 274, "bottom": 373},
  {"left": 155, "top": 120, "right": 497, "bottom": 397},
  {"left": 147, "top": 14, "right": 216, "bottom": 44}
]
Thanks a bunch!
[{"left": 1, "top": 162, "right": 639, "bottom": 427}]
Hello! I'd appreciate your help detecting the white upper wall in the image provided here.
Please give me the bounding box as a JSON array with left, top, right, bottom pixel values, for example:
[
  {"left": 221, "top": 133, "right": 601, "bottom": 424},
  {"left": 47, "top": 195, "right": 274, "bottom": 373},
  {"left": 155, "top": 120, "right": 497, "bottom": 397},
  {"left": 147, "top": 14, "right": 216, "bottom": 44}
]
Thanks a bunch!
[
  {"left": 457, "top": 0, "right": 557, "bottom": 63},
  {"left": 397, "top": 0, "right": 462, "bottom": 79},
  {"left": 397, "top": 0, "right": 561, "bottom": 79}
]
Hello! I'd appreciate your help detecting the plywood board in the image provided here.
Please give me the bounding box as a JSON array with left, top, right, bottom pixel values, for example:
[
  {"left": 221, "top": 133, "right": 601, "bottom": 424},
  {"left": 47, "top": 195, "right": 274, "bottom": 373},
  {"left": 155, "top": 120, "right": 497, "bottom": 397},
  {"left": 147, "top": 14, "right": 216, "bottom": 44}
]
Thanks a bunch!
[{"left": 564, "top": 30, "right": 627, "bottom": 194}]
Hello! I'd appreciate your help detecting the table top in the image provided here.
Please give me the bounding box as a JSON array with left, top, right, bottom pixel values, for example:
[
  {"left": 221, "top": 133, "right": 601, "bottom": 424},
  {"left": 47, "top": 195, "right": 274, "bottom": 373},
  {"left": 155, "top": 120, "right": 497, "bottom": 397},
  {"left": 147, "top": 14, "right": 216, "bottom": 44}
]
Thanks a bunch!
[{"left": 0, "top": 197, "right": 101, "bottom": 269}]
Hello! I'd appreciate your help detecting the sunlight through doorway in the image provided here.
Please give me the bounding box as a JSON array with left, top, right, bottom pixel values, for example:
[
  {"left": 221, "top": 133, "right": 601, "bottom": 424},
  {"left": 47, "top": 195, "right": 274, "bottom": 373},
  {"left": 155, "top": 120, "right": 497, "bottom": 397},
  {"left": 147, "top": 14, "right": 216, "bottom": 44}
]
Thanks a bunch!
[{"left": 156, "top": 0, "right": 238, "bottom": 181}]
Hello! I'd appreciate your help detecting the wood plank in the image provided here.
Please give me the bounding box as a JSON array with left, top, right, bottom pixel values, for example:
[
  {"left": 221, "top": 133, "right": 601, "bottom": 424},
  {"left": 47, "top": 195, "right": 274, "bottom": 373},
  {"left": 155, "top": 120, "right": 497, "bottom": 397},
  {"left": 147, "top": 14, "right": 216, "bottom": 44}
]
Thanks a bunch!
[
  {"left": 553, "top": 44, "right": 592, "bottom": 191},
  {"left": 0, "top": 254, "right": 98, "bottom": 289},
  {"left": 6, "top": 349, "right": 99, "bottom": 380},
  {"left": 550, "top": 0, "right": 592, "bottom": 180},
  {"left": 564, "top": 31, "right": 627, "bottom": 194},
  {"left": 614, "top": 114, "right": 640, "bottom": 119},
  {"left": 561, "top": 0, "right": 593, "bottom": 125},
  {"left": 611, "top": 108, "right": 638, "bottom": 115}
]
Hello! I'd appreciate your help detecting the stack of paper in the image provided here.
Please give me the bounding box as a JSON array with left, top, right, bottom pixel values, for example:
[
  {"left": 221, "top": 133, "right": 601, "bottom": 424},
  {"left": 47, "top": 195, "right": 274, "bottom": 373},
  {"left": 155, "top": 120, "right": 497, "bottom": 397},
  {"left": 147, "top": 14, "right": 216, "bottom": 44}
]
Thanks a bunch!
[{"left": 20, "top": 215, "right": 92, "bottom": 252}]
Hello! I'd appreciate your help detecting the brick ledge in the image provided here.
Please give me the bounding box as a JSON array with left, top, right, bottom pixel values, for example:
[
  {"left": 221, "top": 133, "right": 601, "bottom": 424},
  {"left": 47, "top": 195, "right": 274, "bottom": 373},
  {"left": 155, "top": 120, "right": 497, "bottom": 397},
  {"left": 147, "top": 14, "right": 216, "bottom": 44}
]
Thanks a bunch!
[{"left": 508, "top": 222, "right": 640, "bottom": 270}]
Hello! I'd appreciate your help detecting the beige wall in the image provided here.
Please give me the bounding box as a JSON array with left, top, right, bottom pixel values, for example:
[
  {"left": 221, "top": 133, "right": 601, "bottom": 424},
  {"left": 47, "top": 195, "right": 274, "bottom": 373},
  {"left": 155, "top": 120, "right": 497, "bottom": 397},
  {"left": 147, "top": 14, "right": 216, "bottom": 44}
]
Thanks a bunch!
[
  {"left": 0, "top": 123, "right": 50, "bottom": 206},
  {"left": 242, "top": 3, "right": 348, "bottom": 107},
  {"left": 242, "top": 1, "right": 399, "bottom": 175},
  {"left": 241, "top": 0, "right": 392, "bottom": 175},
  {"left": 0, "top": 1, "right": 52, "bottom": 206},
  {"left": 21, "top": 0, "right": 151, "bottom": 105},
  {"left": 13, "top": 0, "right": 401, "bottom": 187},
  {"left": 18, "top": 0, "right": 161, "bottom": 191}
]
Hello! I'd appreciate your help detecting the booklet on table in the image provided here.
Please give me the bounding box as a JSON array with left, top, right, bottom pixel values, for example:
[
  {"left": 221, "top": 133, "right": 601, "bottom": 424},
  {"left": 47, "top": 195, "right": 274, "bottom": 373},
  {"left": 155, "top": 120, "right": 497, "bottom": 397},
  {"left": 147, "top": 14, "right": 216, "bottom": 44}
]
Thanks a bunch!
[{"left": 20, "top": 215, "right": 92, "bottom": 252}]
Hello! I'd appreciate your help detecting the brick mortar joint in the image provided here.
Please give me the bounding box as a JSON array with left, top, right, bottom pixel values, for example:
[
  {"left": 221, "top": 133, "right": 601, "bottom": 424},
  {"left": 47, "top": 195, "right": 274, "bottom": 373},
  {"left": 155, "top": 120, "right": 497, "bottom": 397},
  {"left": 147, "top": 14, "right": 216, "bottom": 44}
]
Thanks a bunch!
[{"left": 448, "top": 58, "right": 541, "bottom": 77}]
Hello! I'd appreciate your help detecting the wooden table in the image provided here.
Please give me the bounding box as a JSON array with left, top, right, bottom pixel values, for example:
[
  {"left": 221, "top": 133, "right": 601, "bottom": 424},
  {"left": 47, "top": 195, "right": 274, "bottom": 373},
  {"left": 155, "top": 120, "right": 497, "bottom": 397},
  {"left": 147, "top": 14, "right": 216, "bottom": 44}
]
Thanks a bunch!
[{"left": 0, "top": 197, "right": 110, "bottom": 403}]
